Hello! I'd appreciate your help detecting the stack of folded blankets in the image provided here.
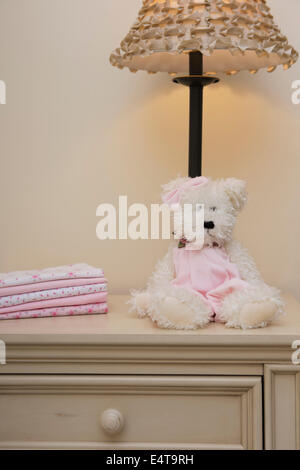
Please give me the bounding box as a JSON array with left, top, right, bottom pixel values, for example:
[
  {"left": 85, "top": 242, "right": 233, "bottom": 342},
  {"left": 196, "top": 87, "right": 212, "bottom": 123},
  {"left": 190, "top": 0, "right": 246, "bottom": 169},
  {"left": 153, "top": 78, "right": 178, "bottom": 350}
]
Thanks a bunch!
[{"left": 0, "top": 264, "right": 108, "bottom": 320}]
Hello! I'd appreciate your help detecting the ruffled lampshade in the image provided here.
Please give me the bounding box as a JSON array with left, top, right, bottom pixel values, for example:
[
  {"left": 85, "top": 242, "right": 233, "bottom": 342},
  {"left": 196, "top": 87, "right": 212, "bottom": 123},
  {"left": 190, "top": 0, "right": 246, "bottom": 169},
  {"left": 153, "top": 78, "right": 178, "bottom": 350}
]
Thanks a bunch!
[{"left": 110, "top": 0, "right": 298, "bottom": 75}]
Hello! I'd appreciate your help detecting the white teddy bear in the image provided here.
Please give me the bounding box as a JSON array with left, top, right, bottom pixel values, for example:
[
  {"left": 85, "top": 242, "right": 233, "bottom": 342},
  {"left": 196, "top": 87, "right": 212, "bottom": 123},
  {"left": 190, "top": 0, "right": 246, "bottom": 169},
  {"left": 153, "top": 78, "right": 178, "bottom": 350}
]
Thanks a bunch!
[{"left": 131, "top": 176, "right": 284, "bottom": 330}]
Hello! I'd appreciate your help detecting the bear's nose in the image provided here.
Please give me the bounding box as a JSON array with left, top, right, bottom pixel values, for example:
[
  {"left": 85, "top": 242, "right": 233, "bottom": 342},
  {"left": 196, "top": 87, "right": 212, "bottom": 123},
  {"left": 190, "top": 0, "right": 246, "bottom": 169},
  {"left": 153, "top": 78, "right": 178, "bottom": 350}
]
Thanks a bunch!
[{"left": 204, "top": 221, "right": 215, "bottom": 230}]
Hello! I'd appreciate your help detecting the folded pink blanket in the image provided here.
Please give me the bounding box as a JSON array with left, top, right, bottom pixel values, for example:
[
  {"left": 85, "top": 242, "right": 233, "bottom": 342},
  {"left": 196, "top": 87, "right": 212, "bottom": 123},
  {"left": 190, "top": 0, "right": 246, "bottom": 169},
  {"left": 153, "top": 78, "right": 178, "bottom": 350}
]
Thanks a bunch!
[
  {"left": 0, "top": 302, "right": 108, "bottom": 320},
  {"left": 0, "top": 277, "right": 106, "bottom": 297},
  {"left": 0, "top": 264, "right": 104, "bottom": 289},
  {"left": 0, "top": 292, "right": 107, "bottom": 315},
  {"left": 0, "top": 283, "right": 107, "bottom": 308}
]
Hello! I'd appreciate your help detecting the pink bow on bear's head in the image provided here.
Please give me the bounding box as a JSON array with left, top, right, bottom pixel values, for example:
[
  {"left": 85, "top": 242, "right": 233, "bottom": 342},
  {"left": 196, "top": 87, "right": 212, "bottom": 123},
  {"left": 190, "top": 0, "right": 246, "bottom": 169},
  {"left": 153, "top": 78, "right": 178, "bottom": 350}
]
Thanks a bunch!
[{"left": 162, "top": 176, "right": 209, "bottom": 207}]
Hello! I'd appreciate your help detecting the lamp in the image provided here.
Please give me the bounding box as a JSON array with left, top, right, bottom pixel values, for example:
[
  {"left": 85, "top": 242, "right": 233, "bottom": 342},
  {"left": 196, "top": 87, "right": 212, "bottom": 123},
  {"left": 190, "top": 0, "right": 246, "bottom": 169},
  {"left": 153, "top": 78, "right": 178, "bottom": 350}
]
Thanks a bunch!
[{"left": 110, "top": 0, "right": 298, "bottom": 177}]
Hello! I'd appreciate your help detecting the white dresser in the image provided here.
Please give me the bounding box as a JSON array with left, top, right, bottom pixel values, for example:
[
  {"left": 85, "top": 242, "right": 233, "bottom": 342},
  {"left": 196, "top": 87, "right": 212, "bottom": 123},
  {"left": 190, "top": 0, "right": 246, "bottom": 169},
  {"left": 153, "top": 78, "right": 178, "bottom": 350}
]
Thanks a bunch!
[{"left": 0, "top": 294, "right": 299, "bottom": 450}]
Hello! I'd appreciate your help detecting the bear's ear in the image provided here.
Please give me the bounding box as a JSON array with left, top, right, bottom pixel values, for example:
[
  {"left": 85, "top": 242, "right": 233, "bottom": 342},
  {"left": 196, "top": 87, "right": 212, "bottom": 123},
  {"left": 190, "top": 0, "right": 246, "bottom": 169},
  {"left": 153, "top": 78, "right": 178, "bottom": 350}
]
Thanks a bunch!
[
  {"left": 223, "top": 178, "right": 247, "bottom": 211},
  {"left": 162, "top": 176, "right": 189, "bottom": 196},
  {"left": 161, "top": 176, "right": 189, "bottom": 203}
]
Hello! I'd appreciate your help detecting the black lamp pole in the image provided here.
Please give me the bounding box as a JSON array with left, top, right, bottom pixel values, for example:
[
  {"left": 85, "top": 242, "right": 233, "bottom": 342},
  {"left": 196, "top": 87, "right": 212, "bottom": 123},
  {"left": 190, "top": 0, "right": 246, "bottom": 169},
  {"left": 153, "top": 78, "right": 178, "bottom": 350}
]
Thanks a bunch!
[{"left": 173, "top": 52, "right": 219, "bottom": 178}]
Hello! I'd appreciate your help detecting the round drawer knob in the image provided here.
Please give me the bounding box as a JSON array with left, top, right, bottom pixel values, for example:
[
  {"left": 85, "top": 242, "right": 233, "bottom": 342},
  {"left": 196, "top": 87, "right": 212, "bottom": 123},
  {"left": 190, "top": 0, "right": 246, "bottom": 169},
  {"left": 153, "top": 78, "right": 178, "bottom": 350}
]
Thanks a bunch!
[{"left": 101, "top": 409, "right": 124, "bottom": 435}]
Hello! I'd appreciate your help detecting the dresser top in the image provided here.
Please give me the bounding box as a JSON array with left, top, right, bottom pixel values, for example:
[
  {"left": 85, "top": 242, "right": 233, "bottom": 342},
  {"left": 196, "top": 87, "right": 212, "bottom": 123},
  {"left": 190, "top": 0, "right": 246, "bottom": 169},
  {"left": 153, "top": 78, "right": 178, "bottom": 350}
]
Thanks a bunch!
[{"left": 0, "top": 293, "right": 299, "bottom": 347}]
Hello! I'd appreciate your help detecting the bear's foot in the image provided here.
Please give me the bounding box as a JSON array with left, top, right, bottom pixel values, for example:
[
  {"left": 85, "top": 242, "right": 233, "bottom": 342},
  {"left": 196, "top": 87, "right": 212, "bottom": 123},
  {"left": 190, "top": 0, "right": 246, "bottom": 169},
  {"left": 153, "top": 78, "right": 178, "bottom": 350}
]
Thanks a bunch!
[
  {"left": 240, "top": 300, "right": 277, "bottom": 328},
  {"left": 130, "top": 291, "right": 151, "bottom": 318},
  {"left": 150, "top": 295, "right": 211, "bottom": 330},
  {"left": 220, "top": 284, "right": 284, "bottom": 329}
]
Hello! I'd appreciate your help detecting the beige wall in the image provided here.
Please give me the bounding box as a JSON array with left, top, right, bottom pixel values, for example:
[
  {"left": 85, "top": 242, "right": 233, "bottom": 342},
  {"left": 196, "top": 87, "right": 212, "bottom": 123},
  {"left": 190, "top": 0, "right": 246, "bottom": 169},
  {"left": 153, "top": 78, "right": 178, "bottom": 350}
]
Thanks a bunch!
[{"left": 0, "top": 0, "right": 299, "bottom": 298}]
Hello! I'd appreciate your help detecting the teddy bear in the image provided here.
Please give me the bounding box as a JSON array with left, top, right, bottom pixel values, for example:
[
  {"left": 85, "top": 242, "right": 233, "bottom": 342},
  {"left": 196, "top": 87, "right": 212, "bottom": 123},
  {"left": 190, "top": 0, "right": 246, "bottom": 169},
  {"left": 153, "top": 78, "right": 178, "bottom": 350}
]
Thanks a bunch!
[{"left": 131, "top": 176, "right": 284, "bottom": 330}]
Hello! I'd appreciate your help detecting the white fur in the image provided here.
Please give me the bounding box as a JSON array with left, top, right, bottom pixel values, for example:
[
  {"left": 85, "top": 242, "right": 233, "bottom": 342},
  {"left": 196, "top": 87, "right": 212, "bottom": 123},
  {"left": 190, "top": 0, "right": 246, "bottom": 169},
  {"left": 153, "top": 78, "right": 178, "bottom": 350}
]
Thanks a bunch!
[{"left": 132, "top": 177, "right": 284, "bottom": 330}]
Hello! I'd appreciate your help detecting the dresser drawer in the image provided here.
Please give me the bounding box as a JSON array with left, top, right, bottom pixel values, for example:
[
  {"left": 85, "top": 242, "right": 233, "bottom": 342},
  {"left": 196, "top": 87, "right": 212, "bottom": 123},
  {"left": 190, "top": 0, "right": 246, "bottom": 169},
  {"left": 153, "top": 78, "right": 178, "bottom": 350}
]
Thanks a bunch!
[
  {"left": 265, "top": 365, "right": 300, "bottom": 450},
  {"left": 0, "top": 375, "right": 262, "bottom": 450}
]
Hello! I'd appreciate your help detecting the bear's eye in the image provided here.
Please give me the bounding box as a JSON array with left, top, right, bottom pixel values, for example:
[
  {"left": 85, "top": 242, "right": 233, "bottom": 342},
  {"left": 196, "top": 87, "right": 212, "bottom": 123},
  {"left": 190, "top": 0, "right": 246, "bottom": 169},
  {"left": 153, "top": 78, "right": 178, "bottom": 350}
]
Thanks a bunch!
[{"left": 210, "top": 206, "right": 217, "bottom": 212}]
